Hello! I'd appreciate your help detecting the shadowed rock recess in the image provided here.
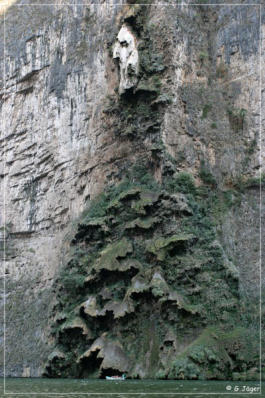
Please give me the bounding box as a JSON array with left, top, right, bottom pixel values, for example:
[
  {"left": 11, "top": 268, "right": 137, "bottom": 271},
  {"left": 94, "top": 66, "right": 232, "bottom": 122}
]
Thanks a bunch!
[{"left": 1, "top": 0, "right": 264, "bottom": 380}]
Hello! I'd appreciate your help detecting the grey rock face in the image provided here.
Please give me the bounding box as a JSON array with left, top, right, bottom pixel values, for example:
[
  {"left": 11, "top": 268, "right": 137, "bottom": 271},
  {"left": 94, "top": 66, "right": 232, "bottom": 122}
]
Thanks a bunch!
[
  {"left": 0, "top": 0, "right": 125, "bottom": 377},
  {"left": 0, "top": 1, "right": 264, "bottom": 377}
]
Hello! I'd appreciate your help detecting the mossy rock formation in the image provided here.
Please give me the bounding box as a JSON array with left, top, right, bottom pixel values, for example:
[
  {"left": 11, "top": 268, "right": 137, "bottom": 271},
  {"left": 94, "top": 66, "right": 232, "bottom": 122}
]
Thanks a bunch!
[
  {"left": 44, "top": 168, "right": 257, "bottom": 379},
  {"left": 44, "top": 5, "right": 261, "bottom": 380}
]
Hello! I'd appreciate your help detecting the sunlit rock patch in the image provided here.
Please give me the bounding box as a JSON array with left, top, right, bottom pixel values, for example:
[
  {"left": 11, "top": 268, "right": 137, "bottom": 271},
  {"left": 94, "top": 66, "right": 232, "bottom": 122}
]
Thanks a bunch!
[{"left": 113, "top": 24, "right": 139, "bottom": 94}]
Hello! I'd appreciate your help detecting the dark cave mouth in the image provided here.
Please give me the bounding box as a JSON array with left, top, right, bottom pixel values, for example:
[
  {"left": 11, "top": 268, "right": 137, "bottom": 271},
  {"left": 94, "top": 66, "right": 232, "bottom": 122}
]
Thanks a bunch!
[{"left": 99, "top": 367, "right": 125, "bottom": 379}]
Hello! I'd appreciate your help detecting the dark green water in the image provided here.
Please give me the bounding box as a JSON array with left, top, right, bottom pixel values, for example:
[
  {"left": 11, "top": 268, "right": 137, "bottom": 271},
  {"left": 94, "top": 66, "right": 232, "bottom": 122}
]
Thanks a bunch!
[{"left": 0, "top": 379, "right": 262, "bottom": 398}]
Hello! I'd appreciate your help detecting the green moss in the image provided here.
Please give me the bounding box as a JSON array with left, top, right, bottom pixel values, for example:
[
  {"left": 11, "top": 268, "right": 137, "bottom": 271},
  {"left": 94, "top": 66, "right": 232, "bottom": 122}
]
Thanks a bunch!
[
  {"left": 48, "top": 164, "right": 245, "bottom": 379},
  {"left": 60, "top": 270, "right": 86, "bottom": 295},
  {"left": 227, "top": 107, "right": 247, "bottom": 132},
  {"left": 245, "top": 138, "right": 257, "bottom": 155},
  {"left": 107, "top": 187, "right": 142, "bottom": 211},
  {"left": 198, "top": 51, "right": 208, "bottom": 62},
  {"left": 136, "top": 77, "right": 161, "bottom": 94},
  {"left": 139, "top": 49, "right": 165, "bottom": 75},
  {"left": 44, "top": 4, "right": 265, "bottom": 377},
  {"left": 93, "top": 238, "right": 133, "bottom": 273},
  {"left": 125, "top": 217, "right": 159, "bottom": 230},
  {"left": 243, "top": 174, "right": 265, "bottom": 189},
  {"left": 156, "top": 369, "right": 167, "bottom": 379},
  {"left": 146, "top": 234, "right": 194, "bottom": 261},
  {"left": 131, "top": 191, "right": 159, "bottom": 214},
  {"left": 163, "top": 172, "right": 196, "bottom": 195},
  {"left": 201, "top": 104, "right": 212, "bottom": 119},
  {"left": 167, "top": 326, "right": 258, "bottom": 380},
  {"left": 169, "top": 358, "right": 200, "bottom": 380},
  {"left": 227, "top": 173, "right": 265, "bottom": 192},
  {"left": 199, "top": 160, "right": 217, "bottom": 187}
]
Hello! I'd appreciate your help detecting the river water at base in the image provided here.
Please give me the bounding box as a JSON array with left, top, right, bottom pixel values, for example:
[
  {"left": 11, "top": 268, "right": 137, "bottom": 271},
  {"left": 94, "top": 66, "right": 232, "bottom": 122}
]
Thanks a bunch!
[{"left": 0, "top": 379, "right": 262, "bottom": 398}]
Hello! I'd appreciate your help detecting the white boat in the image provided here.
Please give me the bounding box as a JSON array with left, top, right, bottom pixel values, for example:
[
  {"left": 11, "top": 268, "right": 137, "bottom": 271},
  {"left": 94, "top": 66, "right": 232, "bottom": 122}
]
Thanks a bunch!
[{"left": 106, "top": 374, "right": 126, "bottom": 380}]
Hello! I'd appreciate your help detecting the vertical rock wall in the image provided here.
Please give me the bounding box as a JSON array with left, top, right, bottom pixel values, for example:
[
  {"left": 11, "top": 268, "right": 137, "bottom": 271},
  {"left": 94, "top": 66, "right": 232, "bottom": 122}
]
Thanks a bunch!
[
  {"left": 0, "top": 0, "right": 264, "bottom": 377},
  {"left": 0, "top": 0, "right": 128, "bottom": 376}
]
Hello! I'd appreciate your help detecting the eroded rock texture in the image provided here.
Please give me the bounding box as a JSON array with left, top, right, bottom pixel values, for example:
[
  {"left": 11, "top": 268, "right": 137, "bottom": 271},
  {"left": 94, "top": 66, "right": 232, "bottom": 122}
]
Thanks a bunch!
[
  {"left": 45, "top": 171, "right": 242, "bottom": 379},
  {"left": 0, "top": 0, "right": 264, "bottom": 379}
]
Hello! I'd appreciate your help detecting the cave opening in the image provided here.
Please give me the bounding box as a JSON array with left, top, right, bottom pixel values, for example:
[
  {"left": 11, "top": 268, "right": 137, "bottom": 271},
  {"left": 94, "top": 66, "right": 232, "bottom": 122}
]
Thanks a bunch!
[
  {"left": 79, "top": 349, "right": 103, "bottom": 378},
  {"left": 99, "top": 367, "right": 124, "bottom": 379},
  {"left": 58, "top": 328, "right": 87, "bottom": 348},
  {"left": 168, "top": 243, "right": 186, "bottom": 257}
]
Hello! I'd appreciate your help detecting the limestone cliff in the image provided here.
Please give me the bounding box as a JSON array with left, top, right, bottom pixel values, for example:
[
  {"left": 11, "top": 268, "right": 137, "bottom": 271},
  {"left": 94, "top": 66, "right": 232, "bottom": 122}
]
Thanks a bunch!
[{"left": 0, "top": 0, "right": 264, "bottom": 379}]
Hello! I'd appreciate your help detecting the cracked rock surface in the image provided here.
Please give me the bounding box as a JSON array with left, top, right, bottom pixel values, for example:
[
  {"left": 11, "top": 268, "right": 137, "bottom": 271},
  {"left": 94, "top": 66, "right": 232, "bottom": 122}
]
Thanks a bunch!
[{"left": 0, "top": 1, "right": 264, "bottom": 378}]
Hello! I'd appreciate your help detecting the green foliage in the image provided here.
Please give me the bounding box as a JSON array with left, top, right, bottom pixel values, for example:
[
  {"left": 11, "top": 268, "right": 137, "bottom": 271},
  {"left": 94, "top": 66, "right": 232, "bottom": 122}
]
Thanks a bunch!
[
  {"left": 227, "top": 173, "right": 265, "bottom": 192},
  {"left": 238, "top": 108, "right": 247, "bottom": 118},
  {"left": 170, "top": 358, "right": 200, "bottom": 380},
  {"left": 167, "top": 326, "right": 259, "bottom": 380},
  {"left": 48, "top": 162, "right": 244, "bottom": 379},
  {"left": 199, "top": 160, "right": 217, "bottom": 187},
  {"left": 182, "top": 201, "right": 215, "bottom": 246},
  {"left": 156, "top": 369, "right": 167, "bottom": 379},
  {"left": 245, "top": 138, "right": 257, "bottom": 155},
  {"left": 243, "top": 174, "right": 265, "bottom": 189},
  {"left": 60, "top": 270, "right": 86, "bottom": 295},
  {"left": 222, "top": 190, "right": 236, "bottom": 208},
  {"left": 127, "top": 163, "right": 160, "bottom": 190},
  {"left": 163, "top": 172, "right": 196, "bottom": 195},
  {"left": 227, "top": 107, "right": 247, "bottom": 132},
  {"left": 198, "top": 51, "right": 208, "bottom": 62},
  {"left": 139, "top": 49, "right": 165, "bottom": 75},
  {"left": 201, "top": 104, "right": 212, "bottom": 119},
  {"left": 175, "top": 172, "right": 196, "bottom": 193},
  {"left": 189, "top": 345, "right": 206, "bottom": 364},
  {"left": 94, "top": 238, "right": 132, "bottom": 272},
  {"left": 147, "top": 234, "right": 194, "bottom": 261},
  {"left": 83, "top": 165, "right": 159, "bottom": 220},
  {"left": 84, "top": 192, "right": 109, "bottom": 218}
]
